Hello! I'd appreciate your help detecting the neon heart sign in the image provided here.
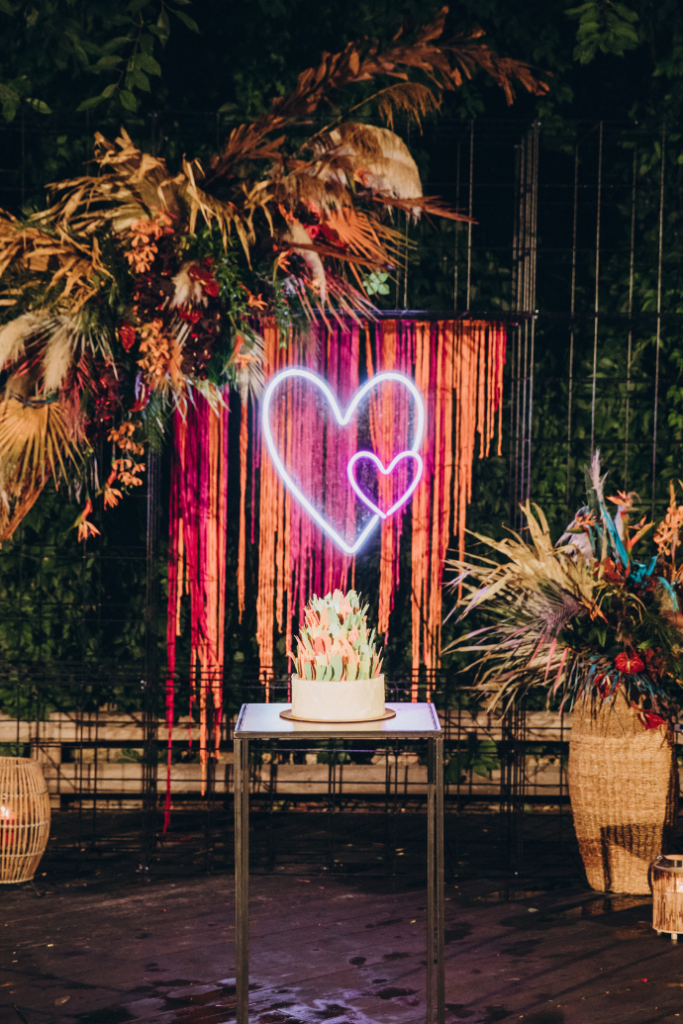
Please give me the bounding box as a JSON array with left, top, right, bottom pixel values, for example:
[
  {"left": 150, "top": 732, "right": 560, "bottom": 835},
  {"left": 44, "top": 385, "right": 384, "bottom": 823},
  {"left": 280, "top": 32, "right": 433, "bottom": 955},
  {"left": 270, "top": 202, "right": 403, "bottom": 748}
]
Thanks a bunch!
[
  {"left": 261, "top": 367, "right": 425, "bottom": 554},
  {"left": 347, "top": 450, "right": 424, "bottom": 520}
]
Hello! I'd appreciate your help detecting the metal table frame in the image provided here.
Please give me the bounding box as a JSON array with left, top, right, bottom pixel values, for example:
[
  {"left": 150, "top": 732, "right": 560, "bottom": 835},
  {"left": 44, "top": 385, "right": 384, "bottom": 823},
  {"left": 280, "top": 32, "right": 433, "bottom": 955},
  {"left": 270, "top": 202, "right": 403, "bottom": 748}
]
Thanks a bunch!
[{"left": 233, "top": 701, "right": 444, "bottom": 1024}]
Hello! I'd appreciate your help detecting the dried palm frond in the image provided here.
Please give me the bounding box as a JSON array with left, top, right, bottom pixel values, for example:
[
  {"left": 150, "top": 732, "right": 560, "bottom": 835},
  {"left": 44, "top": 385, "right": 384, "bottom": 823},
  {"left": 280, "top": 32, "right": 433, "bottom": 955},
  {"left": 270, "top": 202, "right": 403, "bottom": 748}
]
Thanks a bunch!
[
  {"left": 0, "top": 479, "right": 46, "bottom": 545},
  {"left": 268, "top": 8, "right": 546, "bottom": 128},
  {"left": 0, "top": 210, "right": 108, "bottom": 312},
  {"left": 370, "top": 192, "right": 469, "bottom": 221},
  {"left": 444, "top": 502, "right": 601, "bottom": 711},
  {"left": 374, "top": 82, "right": 441, "bottom": 131},
  {"left": 439, "top": 28, "right": 550, "bottom": 105},
  {"left": 41, "top": 130, "right": 182, "bottom": 235},
  {"left": 0, "top": 399, "right": 80, "bottom": 493}
]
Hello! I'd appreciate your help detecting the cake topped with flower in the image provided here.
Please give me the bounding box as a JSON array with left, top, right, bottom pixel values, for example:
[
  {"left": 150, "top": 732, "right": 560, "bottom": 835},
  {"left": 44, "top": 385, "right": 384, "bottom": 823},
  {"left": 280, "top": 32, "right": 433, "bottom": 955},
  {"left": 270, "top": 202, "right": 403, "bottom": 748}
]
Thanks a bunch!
[{"left": 288, "top": 590, "right": 386, "bottom": 721}]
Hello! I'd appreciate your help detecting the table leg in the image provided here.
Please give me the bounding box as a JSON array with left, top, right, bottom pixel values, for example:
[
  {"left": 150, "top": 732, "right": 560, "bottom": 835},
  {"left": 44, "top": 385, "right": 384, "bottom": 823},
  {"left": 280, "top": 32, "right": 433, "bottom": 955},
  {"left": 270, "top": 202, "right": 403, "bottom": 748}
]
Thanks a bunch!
[
  {"left": 235, "top": 736, "right": 250, "bottom": 1024},
  {"left": 427, "top": 737, "right": 435, "bottom": 1024},
  {"left": 427, "top": 735, "right": 445, "bottom": 1024},
  {"left": 435, "top": 734, "right": 445, "bottom": 1024}
]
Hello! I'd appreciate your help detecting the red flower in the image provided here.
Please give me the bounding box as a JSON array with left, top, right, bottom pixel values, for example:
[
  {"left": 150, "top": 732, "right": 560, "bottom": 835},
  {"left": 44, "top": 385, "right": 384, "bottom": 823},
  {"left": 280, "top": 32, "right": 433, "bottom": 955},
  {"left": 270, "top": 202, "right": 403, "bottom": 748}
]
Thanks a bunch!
[
  {"left": 641, "top": 710, "right": 665, "bottom": 730},
  {"left": 615, "top": 652, "right": 645, "bottom": 674},
  {"left": 119, "top": 322, "right": 137, "bottom": 352},
  {"left": 177, "top": 306, "right": 202, "bottom": 325},
  {"left": 188, "top": 260, "right": 219, "bottom": 297},
  {"left": 594, "top": 673, "right": 611, "bottom": 699},
  {"left": 130, "top": 387, "right": 150, "bottom": 413}
]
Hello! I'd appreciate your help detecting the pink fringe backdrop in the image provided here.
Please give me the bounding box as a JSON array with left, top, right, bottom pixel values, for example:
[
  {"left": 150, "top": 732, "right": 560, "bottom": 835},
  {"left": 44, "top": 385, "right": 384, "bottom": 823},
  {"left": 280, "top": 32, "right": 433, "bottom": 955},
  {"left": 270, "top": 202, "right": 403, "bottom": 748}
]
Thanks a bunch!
[{"left": 164, "top": 319, "right": 506, "bottom": 810}]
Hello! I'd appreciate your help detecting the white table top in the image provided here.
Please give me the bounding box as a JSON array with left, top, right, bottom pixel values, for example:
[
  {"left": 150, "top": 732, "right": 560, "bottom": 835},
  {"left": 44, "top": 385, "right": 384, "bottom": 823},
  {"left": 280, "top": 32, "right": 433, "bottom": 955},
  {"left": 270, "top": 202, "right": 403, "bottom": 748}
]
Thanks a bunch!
[{"left": 233, "top": 701, "right": 441, "bottom": 739}]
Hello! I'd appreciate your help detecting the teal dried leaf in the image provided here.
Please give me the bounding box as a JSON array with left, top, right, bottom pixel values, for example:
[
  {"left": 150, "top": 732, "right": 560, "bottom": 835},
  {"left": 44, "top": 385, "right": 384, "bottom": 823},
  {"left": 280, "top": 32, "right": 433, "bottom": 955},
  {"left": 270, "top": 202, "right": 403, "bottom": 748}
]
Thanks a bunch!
[{"left": 330, "top": 655, "right": 343, "bottom": 680}]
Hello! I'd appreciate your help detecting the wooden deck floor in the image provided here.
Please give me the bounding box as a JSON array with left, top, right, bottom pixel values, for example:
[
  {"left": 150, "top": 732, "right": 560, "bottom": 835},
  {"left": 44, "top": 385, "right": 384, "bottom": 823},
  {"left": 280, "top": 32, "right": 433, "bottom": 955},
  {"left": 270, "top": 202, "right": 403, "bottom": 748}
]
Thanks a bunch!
[{"left": 1, "top": 814, "right": 682, "bottom": 1024}]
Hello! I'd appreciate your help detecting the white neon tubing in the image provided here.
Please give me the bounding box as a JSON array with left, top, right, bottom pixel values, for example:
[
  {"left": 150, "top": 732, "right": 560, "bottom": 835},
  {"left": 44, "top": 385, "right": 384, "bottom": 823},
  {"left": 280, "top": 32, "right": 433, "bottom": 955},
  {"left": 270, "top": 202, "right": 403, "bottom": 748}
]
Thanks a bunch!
[
  {"left": 261, "top": 368, "right": 426, "bottom": 555},
  {"left": 347, "top": 450, "right": 424, "bottom": 520}
]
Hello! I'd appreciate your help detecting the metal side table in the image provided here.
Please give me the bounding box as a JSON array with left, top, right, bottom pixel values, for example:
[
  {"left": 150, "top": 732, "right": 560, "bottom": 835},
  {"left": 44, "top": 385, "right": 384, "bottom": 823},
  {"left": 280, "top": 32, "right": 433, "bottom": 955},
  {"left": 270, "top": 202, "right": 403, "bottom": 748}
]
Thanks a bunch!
[{"left": 233, "top": 701, "right": 444, "bottom": 1024}]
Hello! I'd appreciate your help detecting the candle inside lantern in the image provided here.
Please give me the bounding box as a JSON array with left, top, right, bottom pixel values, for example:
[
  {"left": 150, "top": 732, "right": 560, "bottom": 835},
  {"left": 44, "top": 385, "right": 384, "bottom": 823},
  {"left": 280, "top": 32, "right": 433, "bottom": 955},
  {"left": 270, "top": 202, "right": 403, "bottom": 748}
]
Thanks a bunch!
[{"left": 1, "top": 804, "right": 15, "bottom": 845}]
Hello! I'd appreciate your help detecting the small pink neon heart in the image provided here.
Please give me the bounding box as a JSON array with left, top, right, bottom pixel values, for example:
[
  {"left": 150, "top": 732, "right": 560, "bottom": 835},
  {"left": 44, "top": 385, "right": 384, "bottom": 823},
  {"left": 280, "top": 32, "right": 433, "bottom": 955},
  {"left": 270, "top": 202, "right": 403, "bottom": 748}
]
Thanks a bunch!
[{"left": 347, "top": 451, "right": 424, "bottom": 520}]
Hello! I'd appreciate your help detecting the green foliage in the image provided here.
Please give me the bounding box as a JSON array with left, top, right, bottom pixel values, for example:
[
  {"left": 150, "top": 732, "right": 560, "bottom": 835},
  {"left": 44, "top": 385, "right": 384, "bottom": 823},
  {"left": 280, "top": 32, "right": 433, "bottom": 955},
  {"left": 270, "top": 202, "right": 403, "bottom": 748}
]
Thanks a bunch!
[
  {"left": 0, "top": 485, "right": 159, "bottom": 676},
  {"left": 362, "top": 271, "right": 391, "bottom": 297},
  {"left": 0, "top": 742, "right": 28, "bottom": 757},
  {"left": 0, "top": 0, "right": 197, "bottom": 122},
  {"left": 566, "top": 1, "right": 640, "bottom": 64},
  {"left": 316, "top": 740, "right": 352, "bottom": 765},
  {"left": 444, "top": 734, "right": 500, "bottom": 784}
]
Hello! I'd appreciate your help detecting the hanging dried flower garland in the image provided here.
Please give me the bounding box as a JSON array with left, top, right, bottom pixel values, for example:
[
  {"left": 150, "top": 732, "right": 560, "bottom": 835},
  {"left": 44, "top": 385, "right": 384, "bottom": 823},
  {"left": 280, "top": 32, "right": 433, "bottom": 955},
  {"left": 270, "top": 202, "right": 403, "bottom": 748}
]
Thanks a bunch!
[{"left": 0, "top": 8, "right": 545, "bottom": 545}]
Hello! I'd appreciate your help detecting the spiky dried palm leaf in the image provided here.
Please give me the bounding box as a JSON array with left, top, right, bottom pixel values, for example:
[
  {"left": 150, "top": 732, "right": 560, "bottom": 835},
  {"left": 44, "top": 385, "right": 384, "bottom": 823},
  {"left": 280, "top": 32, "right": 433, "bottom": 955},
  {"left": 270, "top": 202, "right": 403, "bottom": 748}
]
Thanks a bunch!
[
  {"left": 0, "top": 210, "right": 108, "bottom": 313},
  {"left": 0, "top": 480, "right": 45, "bottom": 544},
  {"left": 41, "top": 130, "right": 274, "bottom": 268},
  {"left": 39, "top": 130, "right": 184, "bottom": 235},
  {"left": 265, "top": 7, "right": 546, "bottom": 126}
]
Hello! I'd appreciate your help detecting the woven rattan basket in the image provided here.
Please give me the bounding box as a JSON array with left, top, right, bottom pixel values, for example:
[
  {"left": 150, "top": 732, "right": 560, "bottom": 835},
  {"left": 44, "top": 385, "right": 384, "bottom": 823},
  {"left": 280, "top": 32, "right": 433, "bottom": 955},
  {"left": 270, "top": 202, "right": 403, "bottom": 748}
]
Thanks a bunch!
[
  {"left": 569, "top": 689, "right": 678, "bottom": 894},
  {"left": 0, "top": 757, "right": 51, "bottom": 884}
]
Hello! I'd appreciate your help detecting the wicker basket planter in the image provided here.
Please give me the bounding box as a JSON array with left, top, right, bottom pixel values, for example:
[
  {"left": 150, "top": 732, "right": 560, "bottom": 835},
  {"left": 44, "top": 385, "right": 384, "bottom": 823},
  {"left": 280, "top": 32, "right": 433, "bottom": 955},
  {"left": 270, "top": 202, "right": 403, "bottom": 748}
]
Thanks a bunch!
[
  {"left": 568, "top": 690, "right": 678, "bottom": 894},
  {"left": 0, "top": 757, "right": 51, "bottom": 884}
]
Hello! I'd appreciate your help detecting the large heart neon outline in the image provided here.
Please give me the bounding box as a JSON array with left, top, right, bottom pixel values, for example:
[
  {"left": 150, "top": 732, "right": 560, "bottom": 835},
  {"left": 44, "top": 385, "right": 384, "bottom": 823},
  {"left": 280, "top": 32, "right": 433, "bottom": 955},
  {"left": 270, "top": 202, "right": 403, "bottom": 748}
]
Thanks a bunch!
[
  {"left": 347, "top": 450, "right": 424, "bottom": 520},
  {"left": 261, "top": 368, "right": 425, "bottom": 555}
]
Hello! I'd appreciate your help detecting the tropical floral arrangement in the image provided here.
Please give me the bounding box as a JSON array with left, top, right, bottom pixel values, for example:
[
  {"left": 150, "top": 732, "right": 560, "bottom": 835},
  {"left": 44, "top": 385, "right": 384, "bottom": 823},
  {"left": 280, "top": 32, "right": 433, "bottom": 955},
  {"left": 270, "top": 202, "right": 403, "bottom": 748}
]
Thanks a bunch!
[
  {"left": 445, "top": 453, "right": 683, "bottom": 726},
  {"left": 0, "top": 8, "right": 546, "bottom": 545},
  {"left": 290, "top": 589, "right": 383, "bottom": 681}
]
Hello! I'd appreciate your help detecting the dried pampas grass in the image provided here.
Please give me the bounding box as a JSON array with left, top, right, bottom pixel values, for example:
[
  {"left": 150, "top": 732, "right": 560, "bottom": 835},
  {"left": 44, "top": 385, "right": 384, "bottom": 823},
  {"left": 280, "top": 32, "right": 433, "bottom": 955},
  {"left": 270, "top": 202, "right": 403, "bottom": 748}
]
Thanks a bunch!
[
  {"left": 0, "top": 313, "right": 45, "bottom": 371},
  {"left": 331, "top": 124, "right": 423, "bottom": 202},
  {"left": 41, "top": 321, "right": 79, "bottom": 394},
  {"left": 171, "top": 264, "right": 209, "bottom": 309}
]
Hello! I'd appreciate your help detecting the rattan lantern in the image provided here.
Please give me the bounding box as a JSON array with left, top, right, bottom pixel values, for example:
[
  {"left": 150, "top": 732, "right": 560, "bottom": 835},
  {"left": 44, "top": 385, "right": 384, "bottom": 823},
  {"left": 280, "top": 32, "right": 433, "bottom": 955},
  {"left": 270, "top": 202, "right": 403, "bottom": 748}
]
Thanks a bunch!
[
  {"left": 652, "top": 855, "right": 683, "bottom": 942},
  {"left": 0, "top": 757, "right": 51, "bottom": 884}
]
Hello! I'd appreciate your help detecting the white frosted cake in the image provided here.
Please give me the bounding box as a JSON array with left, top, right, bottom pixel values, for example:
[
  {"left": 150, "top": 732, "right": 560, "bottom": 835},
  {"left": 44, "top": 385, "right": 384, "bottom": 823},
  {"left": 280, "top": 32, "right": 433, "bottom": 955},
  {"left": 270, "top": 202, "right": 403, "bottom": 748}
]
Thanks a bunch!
[
  {"left": 288, "top": 589, "right": 386, "bottom": 722},
  {"left": 291, "top": 675, "right": 385, "bottom": 722}
]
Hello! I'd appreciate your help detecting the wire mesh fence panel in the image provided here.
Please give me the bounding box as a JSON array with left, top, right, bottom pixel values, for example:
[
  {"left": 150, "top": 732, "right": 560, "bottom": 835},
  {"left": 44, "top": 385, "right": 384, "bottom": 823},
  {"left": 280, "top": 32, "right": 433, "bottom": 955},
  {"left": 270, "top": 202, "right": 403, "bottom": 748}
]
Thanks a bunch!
[
  {"left": 0, "top": 665, "right": 586, "bottom": 881},
  {"left": 1, "top": 117, "right": 682, "bottom": 884}
]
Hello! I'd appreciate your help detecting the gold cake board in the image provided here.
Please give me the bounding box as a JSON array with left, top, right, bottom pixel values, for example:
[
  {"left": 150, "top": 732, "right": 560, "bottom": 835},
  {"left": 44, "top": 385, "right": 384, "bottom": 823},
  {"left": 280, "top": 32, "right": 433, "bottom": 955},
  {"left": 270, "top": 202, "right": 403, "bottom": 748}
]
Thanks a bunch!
[{"left": 279, "top": 708, "right": 396, "bottom": 724}]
